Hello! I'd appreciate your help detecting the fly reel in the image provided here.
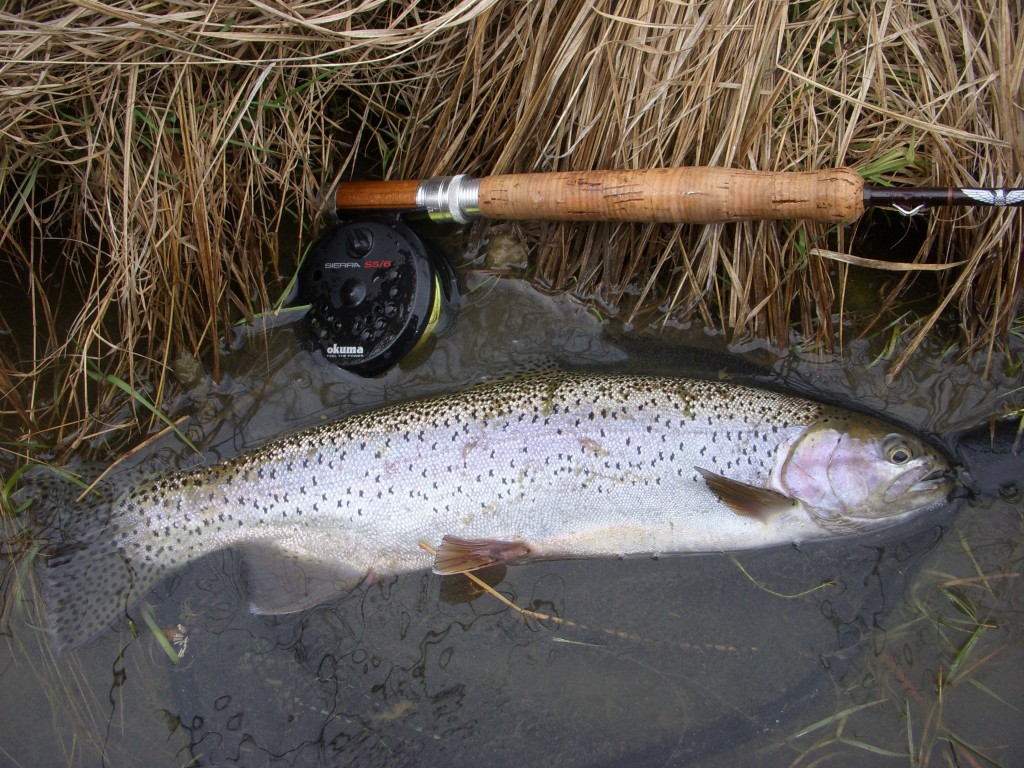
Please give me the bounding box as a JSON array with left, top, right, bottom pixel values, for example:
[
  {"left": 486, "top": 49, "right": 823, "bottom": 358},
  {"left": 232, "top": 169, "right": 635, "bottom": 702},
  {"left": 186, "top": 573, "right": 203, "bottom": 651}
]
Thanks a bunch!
[{"left": 298, "top": 218, "right": 456, "bottom": 376}]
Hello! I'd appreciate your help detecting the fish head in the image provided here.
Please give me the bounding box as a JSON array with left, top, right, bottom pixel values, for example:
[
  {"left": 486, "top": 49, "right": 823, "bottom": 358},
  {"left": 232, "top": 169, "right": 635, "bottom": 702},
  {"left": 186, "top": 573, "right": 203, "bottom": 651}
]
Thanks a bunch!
[{"left": 780, "top": 416, "right": 954, "bottom": 529}]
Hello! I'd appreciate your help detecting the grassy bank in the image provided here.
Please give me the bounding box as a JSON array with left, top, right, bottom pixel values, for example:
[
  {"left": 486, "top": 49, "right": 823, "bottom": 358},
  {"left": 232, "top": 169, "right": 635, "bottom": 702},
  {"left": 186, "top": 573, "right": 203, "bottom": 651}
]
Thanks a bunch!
[{"left": 1, "top": 0, "right": 1021, "bottom": 458}]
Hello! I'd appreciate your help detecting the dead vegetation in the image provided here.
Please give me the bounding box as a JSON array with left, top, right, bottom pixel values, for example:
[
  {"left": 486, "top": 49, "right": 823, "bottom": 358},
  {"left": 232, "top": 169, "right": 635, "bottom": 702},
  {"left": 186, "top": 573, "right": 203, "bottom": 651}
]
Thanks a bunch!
[{"left": 0, "top": 0, "right": 1021, "bottom": 458}]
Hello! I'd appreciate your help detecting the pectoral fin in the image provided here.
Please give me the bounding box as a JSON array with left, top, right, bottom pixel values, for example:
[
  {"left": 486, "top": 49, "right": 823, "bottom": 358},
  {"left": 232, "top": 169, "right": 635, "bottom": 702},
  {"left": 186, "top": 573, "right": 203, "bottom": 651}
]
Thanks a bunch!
[
  {"left": 240, "top": 543, "right": 364, "bottom": 615},
  {"left": 695, "top": 466, "right": 796, "bottom": 522},
  {"left": 432, "top": 535, "right": 532, "bottom": 575}
]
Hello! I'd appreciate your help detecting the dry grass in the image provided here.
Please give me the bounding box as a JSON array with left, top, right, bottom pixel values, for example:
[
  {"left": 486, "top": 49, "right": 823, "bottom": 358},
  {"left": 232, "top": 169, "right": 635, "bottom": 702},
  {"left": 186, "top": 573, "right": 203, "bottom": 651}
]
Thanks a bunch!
[
  {"left": 401, "top": 1, "right": 1022, "bottom": 356},
  {"left": 0, "top": 0, "right": 1021, "bottom": 459}
]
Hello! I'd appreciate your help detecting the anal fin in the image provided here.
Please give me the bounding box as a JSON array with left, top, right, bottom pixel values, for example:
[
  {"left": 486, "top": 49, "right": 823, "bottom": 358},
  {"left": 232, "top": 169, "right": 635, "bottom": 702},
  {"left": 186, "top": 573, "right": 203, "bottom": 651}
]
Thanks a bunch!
[
  {"left": 240, "top": 543, "right": 364, "bottom": 615},
  {"left": 432, "top": 535, "right": 531, "bottom": 575}
]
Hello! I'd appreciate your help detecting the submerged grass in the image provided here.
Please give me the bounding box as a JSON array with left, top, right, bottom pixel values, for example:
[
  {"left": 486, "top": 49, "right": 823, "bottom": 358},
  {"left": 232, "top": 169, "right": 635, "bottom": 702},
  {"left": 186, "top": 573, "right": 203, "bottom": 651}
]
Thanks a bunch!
[
  {"left": 729, "top": 555, "right": 839, "bottom": 599},
  {"left": 0, "top": 0, "right": 1021, "bottom": 455},
  {"left": 784, "top": 513, "right": 1024, "bottom": 767}
]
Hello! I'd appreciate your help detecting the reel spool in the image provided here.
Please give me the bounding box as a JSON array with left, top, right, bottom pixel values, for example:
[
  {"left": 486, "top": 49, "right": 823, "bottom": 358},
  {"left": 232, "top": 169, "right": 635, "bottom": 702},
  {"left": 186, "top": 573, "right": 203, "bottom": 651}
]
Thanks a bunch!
[{"left": 298, "top": 218, "right": 456, "bottom": 376}]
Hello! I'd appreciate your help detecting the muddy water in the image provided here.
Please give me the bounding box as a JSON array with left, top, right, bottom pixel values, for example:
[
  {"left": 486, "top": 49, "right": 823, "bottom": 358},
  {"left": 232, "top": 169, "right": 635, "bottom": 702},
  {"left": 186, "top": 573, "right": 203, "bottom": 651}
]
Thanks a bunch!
[{"left": 2, "top": 273, "right": 1022, "bottom": 767}]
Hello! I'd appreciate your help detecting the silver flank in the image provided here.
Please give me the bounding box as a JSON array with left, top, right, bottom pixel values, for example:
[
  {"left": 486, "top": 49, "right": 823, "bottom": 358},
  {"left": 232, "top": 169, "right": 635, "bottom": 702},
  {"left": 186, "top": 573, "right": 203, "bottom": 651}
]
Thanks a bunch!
[{"left": 416, "top": 174, "right": 481, "bottom": 223}]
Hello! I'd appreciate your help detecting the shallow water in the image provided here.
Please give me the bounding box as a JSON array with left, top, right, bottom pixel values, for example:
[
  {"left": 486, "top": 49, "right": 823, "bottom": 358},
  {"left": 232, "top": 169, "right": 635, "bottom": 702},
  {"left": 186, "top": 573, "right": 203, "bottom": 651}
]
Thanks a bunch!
[{"left": 2, "top": 273, "right": 1022, "bottom": 767}]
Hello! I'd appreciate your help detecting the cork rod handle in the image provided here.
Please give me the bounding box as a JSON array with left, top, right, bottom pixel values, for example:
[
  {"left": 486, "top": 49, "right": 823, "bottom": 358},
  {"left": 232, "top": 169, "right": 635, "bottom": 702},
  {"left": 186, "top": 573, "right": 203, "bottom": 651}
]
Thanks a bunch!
[
  {"left": 478, "top": 167, "right": 864, "bottom": 223},
  {"left": 335, "top": 168, "right": 866, "bottom": 224}
]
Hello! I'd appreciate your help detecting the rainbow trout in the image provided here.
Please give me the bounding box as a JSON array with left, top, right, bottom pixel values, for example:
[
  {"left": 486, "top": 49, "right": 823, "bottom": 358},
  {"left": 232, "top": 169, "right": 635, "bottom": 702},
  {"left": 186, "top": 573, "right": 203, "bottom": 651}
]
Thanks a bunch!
[{"left": 43, "top": 372, "right": 953, "bottom": 649}]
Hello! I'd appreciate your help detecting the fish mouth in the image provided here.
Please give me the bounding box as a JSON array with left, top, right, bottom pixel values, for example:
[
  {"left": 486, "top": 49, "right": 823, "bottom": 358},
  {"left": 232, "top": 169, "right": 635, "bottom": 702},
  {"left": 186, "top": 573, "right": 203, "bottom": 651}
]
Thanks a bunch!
[
  {"left": 908, "top": 467, "right": 955, "bottom": 495},
  {"left": 884, "top": 465, "right": 953, "bottom": 503}
]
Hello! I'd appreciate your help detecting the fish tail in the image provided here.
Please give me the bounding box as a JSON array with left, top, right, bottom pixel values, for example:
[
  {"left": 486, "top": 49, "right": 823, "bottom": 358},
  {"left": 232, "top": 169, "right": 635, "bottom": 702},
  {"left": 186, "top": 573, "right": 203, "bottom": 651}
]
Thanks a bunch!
[{"left": 41, "top": 490, "right": 161, "bottom": 651}]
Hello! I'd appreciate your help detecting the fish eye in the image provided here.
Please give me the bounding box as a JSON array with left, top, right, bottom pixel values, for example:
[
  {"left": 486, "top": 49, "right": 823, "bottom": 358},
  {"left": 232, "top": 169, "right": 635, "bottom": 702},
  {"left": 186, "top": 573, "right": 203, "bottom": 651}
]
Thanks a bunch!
[{"left": 883, "top": 434, "right": 914, "bottom": 464}]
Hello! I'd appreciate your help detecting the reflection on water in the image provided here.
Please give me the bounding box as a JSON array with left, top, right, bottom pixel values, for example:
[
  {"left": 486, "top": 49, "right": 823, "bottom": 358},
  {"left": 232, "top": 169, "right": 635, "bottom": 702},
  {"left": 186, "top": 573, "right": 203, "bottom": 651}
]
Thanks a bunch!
[
  {"left": 2, "top": 274, "right": 1022, "bottom": 767},
  {"left": 159, "top": 526, "right": 945, "bottom": 766}
]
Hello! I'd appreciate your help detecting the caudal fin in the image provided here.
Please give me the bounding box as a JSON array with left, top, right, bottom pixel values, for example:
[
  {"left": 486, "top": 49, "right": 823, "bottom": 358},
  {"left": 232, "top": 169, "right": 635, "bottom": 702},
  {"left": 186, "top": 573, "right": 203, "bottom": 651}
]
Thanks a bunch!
[{"left": 39, "top": 487, "right": 161, "bottom": 651}]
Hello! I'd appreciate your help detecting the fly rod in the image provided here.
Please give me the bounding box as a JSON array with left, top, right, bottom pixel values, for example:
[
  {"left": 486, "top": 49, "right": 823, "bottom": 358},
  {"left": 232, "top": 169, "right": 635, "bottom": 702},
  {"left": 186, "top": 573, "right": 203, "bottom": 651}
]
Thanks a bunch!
[{"left": 333, "top": 168, "right": 1024, "bottom": 224}]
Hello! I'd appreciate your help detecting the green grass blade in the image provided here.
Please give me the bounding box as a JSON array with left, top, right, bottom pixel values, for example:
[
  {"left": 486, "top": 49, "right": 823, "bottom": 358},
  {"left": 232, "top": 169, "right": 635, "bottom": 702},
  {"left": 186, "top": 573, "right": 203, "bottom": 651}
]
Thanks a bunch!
[
  {"left": 104, "top": 373, "right": 199, "bottom": 453},
  {"left": 139, "top": 603, "right": 180, "bottom": 665},
  {"left": 791, "top": 699, "right": 887, "bottom": 738}
]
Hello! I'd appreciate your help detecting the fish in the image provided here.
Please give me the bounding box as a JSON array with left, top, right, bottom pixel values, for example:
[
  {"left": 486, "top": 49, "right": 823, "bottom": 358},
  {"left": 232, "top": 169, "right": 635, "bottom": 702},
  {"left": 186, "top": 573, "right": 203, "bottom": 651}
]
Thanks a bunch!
[{"left": 39, "top": 372, "right": 954, "bottom": 650}]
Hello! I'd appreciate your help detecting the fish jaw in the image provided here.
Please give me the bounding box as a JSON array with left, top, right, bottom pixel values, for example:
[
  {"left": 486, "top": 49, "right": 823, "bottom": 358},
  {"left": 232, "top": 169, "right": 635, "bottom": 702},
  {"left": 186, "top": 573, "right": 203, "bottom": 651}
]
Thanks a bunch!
[{"left": 882, "top": 462, "right": 952, "bottom": 504}]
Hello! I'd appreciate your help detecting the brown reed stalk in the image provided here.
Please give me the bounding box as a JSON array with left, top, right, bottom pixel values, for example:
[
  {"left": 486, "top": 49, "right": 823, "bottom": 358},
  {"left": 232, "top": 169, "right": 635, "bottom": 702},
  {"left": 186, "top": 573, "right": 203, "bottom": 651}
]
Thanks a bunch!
[{"left": 0, "top": 0, "right": 1020, "bottom": 458}]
